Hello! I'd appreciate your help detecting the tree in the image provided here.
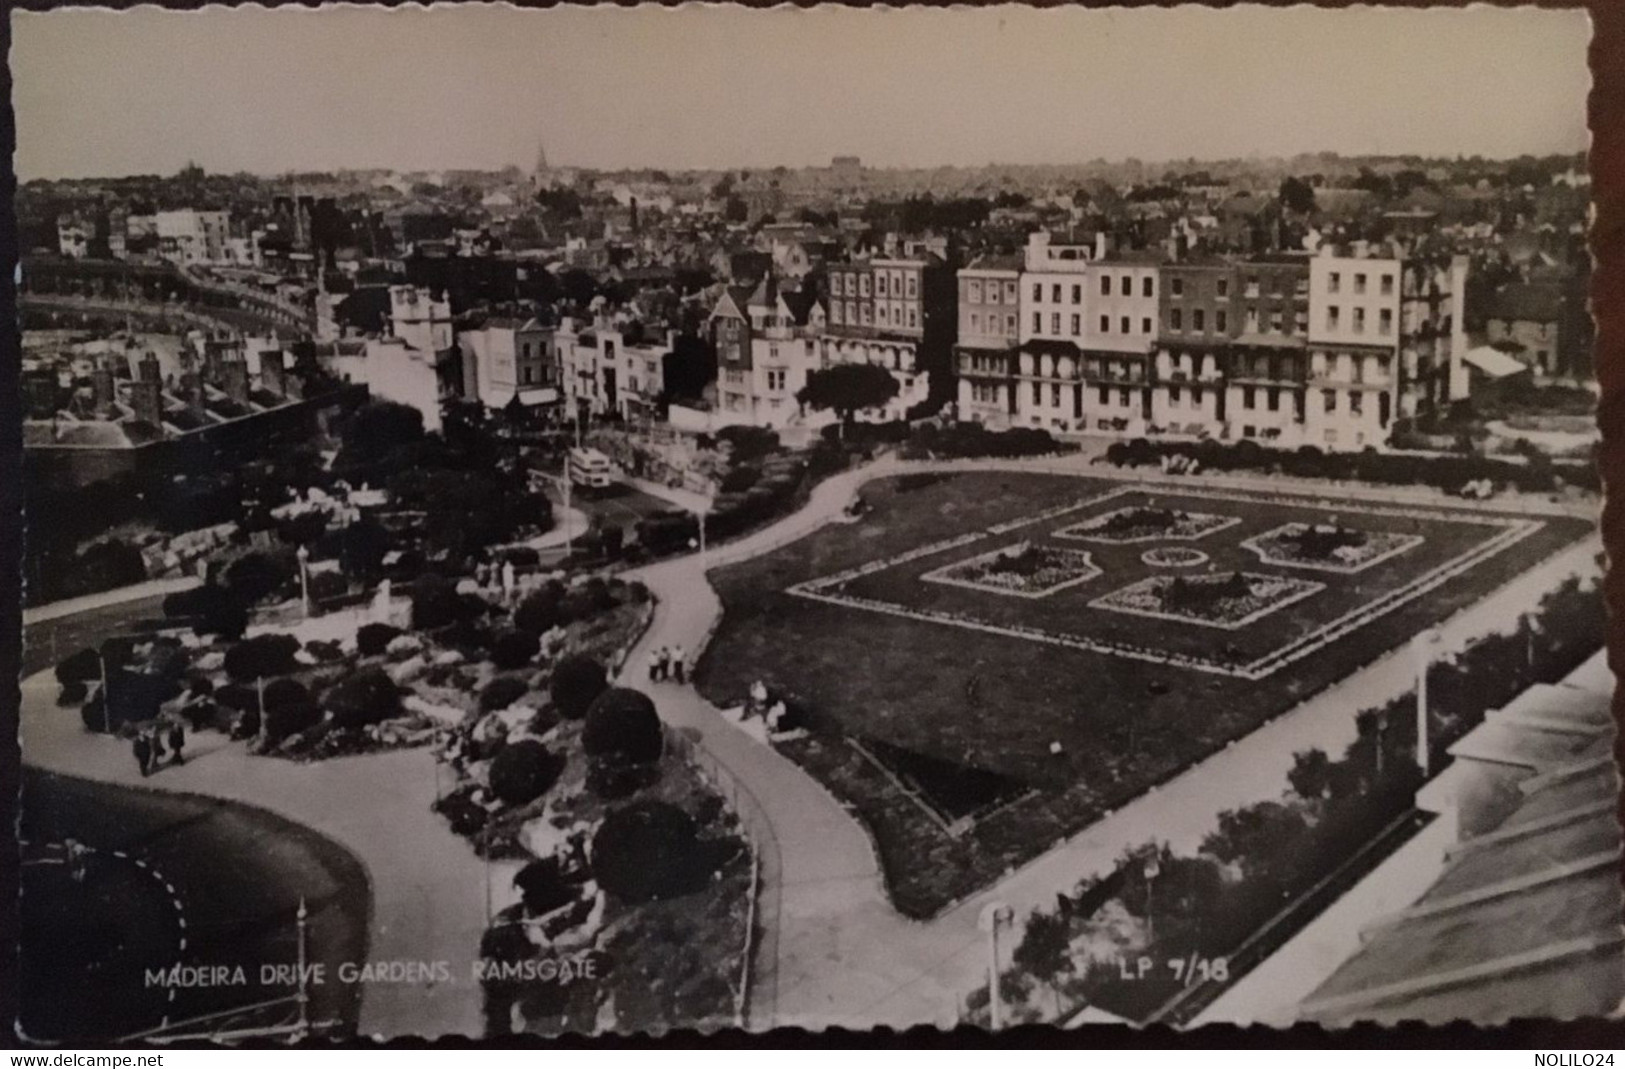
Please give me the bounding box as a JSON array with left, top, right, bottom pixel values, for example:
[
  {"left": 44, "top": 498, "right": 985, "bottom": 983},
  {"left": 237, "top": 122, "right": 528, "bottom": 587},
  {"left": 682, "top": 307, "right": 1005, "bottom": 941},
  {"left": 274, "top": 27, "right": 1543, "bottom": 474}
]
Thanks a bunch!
[
  {"left": 224, "top": 552, "right": 294, "bottom": 605},
  {"left": 797, "top": 363, "right": 900, "bottom": 431},
  {"left": 515, "top": 581, "right": 568, "bottom": 636},
  {"left": 1278, "top": 176, "right": 1317, "bottom": 216},
  {"left": 590, "top": 801, "right": 714, "bottom": 903},
  {"left": 322, "top": 667, "right": 402, "bottom": 729},
  {"left": 480, "top": 675, "right": 530, "bottom": 714},
  {"left": 491, "top": 630, "right": 541, "bottom": 671},
  {"left": 488, "top": 739, "right": 564, "bottom": 806},
  {"left": 582, "top": 687, "right": 663, "bottom": 765},
  {"left": 550, "top": 655, "right": 608, "bottom": 721},
  {"left": 223, "top": 634, "right": 302, "bottom": 683},
  {"left": 356, "top": 623, "right": 403, "bottom": 657},
  {"left": 260, "top": 678, "right": 322, "bottom": 742},
  {"left": 334, "top": 400, "right": 424, "bottom": 473},
  {"left": 412, "top": 574, "right": 465, "bottom": 631},
  {"left": 341, "top": 517, "right": 392, "bottom": 583}
]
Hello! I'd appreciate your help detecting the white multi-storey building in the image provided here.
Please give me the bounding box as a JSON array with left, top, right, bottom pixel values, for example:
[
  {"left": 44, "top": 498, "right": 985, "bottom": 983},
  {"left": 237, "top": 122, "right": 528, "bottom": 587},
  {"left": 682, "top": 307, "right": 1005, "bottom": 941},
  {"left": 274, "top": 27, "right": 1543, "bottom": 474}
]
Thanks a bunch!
[
  {"left": 710, "top": 276, "right": 827, "bottom": 430},
  {"left": 557, "top": 318, "right": 670, "bottom": 422},
  {"left": 153, "top": 209, "right": 231, "bottom": 265}
]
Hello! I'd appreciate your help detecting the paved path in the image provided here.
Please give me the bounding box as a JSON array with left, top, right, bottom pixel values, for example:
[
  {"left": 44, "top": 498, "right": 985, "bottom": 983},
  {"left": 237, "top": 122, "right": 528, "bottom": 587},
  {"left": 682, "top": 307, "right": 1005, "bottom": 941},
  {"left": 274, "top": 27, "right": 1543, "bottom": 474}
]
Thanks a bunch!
[
  {"left": 20, "top": 671, "right": 488, "bottom": 1039},
  {"left": 619, "top": 454, "right": 1603, "bottom": 1030},
  {"left": 24, "top": 576, "right": 202, "bottom": 627}
]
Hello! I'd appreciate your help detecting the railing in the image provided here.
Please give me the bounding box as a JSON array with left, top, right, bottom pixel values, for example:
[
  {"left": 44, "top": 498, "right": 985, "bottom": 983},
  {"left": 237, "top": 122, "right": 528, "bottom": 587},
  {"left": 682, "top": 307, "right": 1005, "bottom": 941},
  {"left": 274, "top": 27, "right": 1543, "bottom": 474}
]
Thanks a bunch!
[{"left": 664, "top": 728, "right": 783, "bottom": 1031}]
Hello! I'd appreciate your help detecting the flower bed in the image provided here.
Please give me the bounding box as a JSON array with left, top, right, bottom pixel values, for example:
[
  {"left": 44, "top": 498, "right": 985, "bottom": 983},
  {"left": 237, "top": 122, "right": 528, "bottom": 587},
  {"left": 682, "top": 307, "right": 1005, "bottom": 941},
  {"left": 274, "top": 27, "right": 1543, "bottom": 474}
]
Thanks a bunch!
[
  {"left": 1090, "top": 571, "right": 1324, "bottom": 629},
  {"left": 920, "top": 542, "right": 1101, "bottom": 599},
  {"left": 1140, "top": 547, "right": 1209, "bottom": 568},
  {"left": 1055, "top": 506, "right": 1239, "bottom": 544},
  {"left": 1242, "top": 523, "right": 1424, "bottom": 574}
]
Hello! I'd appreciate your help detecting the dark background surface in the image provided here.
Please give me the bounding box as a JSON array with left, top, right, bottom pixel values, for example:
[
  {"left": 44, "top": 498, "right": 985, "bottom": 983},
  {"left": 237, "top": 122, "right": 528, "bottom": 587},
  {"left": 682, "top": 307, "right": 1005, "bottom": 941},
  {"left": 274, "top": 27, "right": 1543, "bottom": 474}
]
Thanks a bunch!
[{"left": 1, "top": 0, "right": 1623, "bottom": 1049}]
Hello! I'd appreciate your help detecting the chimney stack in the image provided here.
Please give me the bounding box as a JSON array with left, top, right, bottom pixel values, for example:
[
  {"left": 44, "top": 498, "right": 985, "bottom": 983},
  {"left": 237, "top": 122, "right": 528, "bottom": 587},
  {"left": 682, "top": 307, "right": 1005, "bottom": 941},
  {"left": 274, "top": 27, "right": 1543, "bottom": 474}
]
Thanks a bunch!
[
  {"left": 180, "top": 370, "right": 207, "bottom": 420},
  {"left": 260, "top": 349, "right": 286, "bottom": 397},
  {"left": 138, "top": 351, "right": 162, "bottom": 383},
  {"left": 221, "top": 358, "right": 249, "bottom": 406},
  {"left": 91, "top": 362, "right": 116, "bottom": 412},
  {"left": 129, "top": 379, "right": 163, "bottom": 428}
]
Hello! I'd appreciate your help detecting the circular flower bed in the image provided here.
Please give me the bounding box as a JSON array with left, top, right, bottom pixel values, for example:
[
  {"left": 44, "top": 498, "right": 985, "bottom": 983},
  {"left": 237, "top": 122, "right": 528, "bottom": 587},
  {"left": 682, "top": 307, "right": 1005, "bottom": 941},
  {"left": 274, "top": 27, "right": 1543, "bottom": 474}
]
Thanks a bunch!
[{"left": 1141, "top": 546, "right": 1209, "bottom": 568}]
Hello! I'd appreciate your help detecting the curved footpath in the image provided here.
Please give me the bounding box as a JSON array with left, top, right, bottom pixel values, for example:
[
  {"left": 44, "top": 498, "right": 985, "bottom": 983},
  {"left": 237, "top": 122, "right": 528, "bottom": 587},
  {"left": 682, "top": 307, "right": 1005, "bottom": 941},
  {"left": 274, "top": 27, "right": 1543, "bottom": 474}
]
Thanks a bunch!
[
  {"left": 20, "top": 673, "right": 488, "bottom": 1039},
  {"left": 622, "top": 453, "right": 1603, "bottom": 1030}
]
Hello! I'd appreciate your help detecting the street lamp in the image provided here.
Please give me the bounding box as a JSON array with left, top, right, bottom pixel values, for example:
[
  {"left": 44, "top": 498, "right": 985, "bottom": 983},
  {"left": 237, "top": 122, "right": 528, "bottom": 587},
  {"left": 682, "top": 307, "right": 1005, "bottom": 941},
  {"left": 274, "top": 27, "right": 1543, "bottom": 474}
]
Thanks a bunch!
[
  {"left": 1413, "top": 628, "right": 1444, "bottom": 777},
  {"left": 1144, "top": 855, "right": 1161, "bottom": 946},
  {"left": 978, "top": 900, "right": 1014, "bottom": 1030},
  {"left": 296, "top": 544, "right": 311, "bottom": 619}
]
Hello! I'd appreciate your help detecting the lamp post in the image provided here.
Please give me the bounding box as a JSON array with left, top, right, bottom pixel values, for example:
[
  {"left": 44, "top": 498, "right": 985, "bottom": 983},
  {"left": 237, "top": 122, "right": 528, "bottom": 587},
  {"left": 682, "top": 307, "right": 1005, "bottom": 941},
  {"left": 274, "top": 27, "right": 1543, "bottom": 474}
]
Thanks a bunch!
[
  {"left": 98, "top": 647, "right": 111, "bottom": 735},
  {"left": 296, "top": 543, "right": 311, "bottom": 619},
  {"left": 1413, "top": 628, "right": 1443, "bottom": 777},
  {"left": 1144, "top": 854, "right": 1161, "bottom": 946},
  {"left": 257, "top": 675, "right": 268, "bottom": 750},
  {"left": 978, "top": 901, "right": 1013, "bottom": 1030}
]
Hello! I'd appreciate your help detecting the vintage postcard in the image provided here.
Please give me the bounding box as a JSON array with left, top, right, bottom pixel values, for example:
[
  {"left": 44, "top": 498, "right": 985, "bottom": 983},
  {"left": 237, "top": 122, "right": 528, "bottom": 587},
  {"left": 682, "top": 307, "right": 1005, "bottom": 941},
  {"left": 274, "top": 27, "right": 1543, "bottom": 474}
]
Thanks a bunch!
[{"left": 10, "top": 2, "right": 1612, "bottom": 1043}]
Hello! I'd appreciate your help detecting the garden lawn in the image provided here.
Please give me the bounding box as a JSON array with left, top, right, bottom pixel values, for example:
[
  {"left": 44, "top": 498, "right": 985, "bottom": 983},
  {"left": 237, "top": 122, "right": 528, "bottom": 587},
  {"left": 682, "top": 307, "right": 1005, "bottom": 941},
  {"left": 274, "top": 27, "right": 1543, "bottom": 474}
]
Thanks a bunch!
[{"left": 697, "top": 472, "right": 1592, "bottom": 918}]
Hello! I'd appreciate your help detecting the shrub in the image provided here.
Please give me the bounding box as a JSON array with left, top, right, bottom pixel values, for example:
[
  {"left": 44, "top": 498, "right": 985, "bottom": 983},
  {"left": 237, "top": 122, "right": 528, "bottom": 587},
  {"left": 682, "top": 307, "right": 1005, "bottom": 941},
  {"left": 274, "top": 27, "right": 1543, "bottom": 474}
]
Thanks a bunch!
[
  {"left": 514, "top": 581, "right": 568, "bottom": 635},
  {"left": 356, "top": 623, "right": 403, "bottom": 657},
  {"left": 585, "top": 761, "right": 659, "bottom": 801},
  {"left": 501, "top": 546, "right": 541, "bottom": 568},
  {"left": 513, "top": 857, "right": 578, "bottom": 915},
  {"left": 224, "top": 551, "right": 295, "bottom": 605},
  {"left": 215, "top": 683, "right": 259, "bottom": 713},
  {"left": 58, "top": 680, "right": 88, "bottom": 706},
  {"left": 188, "top": 677, "right": 215, "bottom": 698},
  {"left": 434, "top": 785, "right": 489, "bottom": 837},
  {"left": 487, "top": 739, "right": 565, "bottom": 807},
  {"left": 412, "top": 574, "right": 465, "bottom": 631},
  {"left": 304, "top": 639, "right": 345, "bottom": 663},
  {"left": 262, "top": 679, "right": 321, "bottom": 741},
  {"left": 582, "top": 687, "right": 663, "bottom": 766},
  {"left": 322, "top": 667, "right": 402, "bottom": 729},
  {"left": 719, "top": 465, "right": 761, "bottom": 494},
  {"left": 223, "top": 633, "right": 302, "bottom": 683},
  {"left": 715, "top": 424, "right": 780, "bottom": 463},
  {"left": 589, "top": 801, "right": 727, "bottom": 903},
  {"left": 55, "top": 648, "right": 103, "bottom": 686},
  {"left": 72, "top": 539, "right": 147, "bottom": 596},
  {"left": 480, "top": 675, "right": 530, "bottom": 714},
  {"left": 490, "top": 630, "right": 541, "bottom": 671},
  {"left": 164, "top": 583, "right": 250, "bottom": 640},
  {"left": 550, "top": 655, "right": 608, "bottom": 721}
]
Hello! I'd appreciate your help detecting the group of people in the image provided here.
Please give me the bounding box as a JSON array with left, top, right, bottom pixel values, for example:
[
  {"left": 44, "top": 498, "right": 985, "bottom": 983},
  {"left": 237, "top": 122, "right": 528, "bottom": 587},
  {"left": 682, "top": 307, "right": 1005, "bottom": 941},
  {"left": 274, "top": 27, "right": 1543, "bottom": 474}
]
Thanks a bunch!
[
  {"left": 646, "top": 644, "right": 688, "bottom": 685},
  {"left": 131, "top": 719, "right": 186, "bottom": 777}
]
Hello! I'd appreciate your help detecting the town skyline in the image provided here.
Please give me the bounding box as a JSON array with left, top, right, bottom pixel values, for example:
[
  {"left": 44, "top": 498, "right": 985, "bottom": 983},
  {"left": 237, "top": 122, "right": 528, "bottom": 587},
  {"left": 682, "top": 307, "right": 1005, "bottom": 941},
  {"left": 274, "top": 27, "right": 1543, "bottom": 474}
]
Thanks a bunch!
[{"left": 13, "top": 5, "right": 1591, "bottom": 181}]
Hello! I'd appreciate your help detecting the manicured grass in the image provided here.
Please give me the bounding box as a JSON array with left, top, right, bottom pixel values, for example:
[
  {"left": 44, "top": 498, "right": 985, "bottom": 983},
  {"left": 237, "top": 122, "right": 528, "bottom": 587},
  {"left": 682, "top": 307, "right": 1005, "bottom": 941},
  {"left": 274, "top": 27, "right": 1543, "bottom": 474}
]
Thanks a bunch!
[{"left": 697, "top": 472, "right": 1592, "bottom": 918}]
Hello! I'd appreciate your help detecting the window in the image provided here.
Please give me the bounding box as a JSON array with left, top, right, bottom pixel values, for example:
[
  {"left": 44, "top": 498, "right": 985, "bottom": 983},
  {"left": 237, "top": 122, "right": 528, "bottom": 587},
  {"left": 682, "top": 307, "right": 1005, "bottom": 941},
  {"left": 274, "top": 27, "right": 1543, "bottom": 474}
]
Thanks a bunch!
[
  {"left": 1169, "top": 385, "right": 1182, "bottom": 405},
  {"left": 1380, "top": 274, "right": 1394, "bottom": 296},
  {"left": 1216, "top": 310, "right": 1228, "bottom": 333},
  {"left": 1171, "top": 308, "right": 1183, "bottom": 331},
  {"left": 1354, "top": 273, "right": 1367, "bottom": 295},
  {"left": 1322, "top": 388, "right": 1337, "bottom": 413},
  {"left": 878, "top": 305, "right": 889, "bottom": 326},
  {"left": 1033, "top": 312, "right": 1042, "bottom": 333},
  {"left": 1052, "top": 284, "right": 1062, "bottom": 303},
  {"left": 1006, "top": 314, "right": 1017, "bottom": 333},
  {"left": 1070, "top": 314, "right": 1081, "bottom": 336},
  {"left": 767, "top": 369, "right": 786, "bottom": 391},
  {"left": 1243, "top": 386, "right": 1256, "bottom": 410},
  {"left": 1033, "top": 283, "right": 1042, "bottom": 302},
  {"left": 1052, "top": 384, "right": 1062, "bottom": 408},
  {"left": 1100, "top": 315, "right": 1111, "bottom": 333},
  {"left": 1194, "top": 309, "right": 1206, "bottom": 332},
  {"left": 859, "top": 275, "right": 870, "bottom": 297},
  {"left": 1052, "top": 313, "right": 1061, "bottom": 334},
  {"left": 969, "top": 312, "right": 981, "bottom": 333},
  {"left": 1072, "top": 284, "right": 1082, "bottom": 304},
  {"left": 1098, "top": 386, "right": 1109, "bottom": 405},
  {"left": 906, "top": 276, "right": 917, "bottom": 298},
  {"left": 1120, "top": 388, "right": 1131, "bottom": 407},
  {"left": 1120, "top": 316, "right": 1131, "bottom": 334},
  {"left": 1119, "top": 276, "right": 1130, "bottom": 296},
  {"left": 1350, "top": 391, "right": 1364, "bottom": 416},
  {"left": 1326, "top": 306, "right": 1340, "bottom": 331},
  {"left": 1245, "top": 275, "right": 1260, "bottom": 298},
  {"left": 908, "top": 309, "right": 918, "bottom": 328},
  {"left": 969, "top": 280, "right": 982, "bottom": 303},
  {"left": 1379, "top": 309, "right": 1393, "bottom": 335},
  {"left": 845, "top": 301, "right": 856, "bottom": 323},
  {"left": 1032, "top": 382, "right": 1041, "bottom": 405},
  {"left": 1353, "top": 308, "right": 1366, "bottom": 334},
  {"left": 1267, "top": 388, "right": 1280, "bottom": 412},
  {"left": 1141, "top": 318, "right": 1152, "bottom": 334},
  {"left": 1143, "top": 277, "right": 1154, "bottom": 298},
  {"left": 1217, "top": 278, "right": 1229, "bottom": 298},
  {"left": 1100, "top": 275, "right": 1112, "bottom": 296},
  {"left": 1328, "top": 272, "right": 1340, "bottom": 294},
  {"left": 876, "top": 275, "right": 888, "bottom": 297},
  {"left": 861, "top": 305, "right": 871, "bottom": 324},
  {"left": 1172, "top": 277, "right": 1185, "bottom": 297}
]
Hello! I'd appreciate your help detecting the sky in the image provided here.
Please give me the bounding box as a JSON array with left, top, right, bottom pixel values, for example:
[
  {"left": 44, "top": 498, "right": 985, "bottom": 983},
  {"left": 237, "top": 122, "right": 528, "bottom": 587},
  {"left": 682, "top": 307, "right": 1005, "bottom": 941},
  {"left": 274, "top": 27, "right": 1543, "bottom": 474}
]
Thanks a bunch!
[{"left": 11, "top": 4, "right": 1594, "bottom": 180}]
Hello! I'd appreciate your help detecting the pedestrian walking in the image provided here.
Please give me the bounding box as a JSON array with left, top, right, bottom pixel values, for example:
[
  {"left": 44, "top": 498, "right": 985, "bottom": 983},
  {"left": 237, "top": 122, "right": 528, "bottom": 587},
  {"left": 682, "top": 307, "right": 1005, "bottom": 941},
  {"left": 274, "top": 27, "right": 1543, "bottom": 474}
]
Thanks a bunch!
[
  {"left": 133, "top": 732, "right": 152, "bottom": 777},
  {"left": 670, "top": 644, "right": 687, "bottom": 685},
  {"left": 168, "top": 721, "right": 186, "bottom": 766},
  {"left": 655, "top": 646, "right": 671, "bottom": 683},
  {"left": 647, "top": 647, "right": 662, "bottom": 683},
  {"left": 150, "top": 728, "right": 167, "bottom": 767}
]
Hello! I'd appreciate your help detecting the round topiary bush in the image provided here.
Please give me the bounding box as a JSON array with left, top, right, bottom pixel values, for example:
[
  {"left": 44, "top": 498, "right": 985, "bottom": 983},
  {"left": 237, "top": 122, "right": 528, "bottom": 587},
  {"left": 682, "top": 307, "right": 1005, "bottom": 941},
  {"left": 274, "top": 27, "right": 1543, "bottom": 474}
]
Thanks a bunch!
[
  {"left": 588, "top": 800, "right": 719, "bottom": 903},
  {"left": 224, "top": 634, "right": 302, "bottom": 683},
  {"left": 57, "top": 680, "right": 88, "bottom": 706},
  {"left": 262, "top": 678, "right": 322, "bottom": 742},
  {"left": 55, "top": 648, "right": 103, "bottom": 687},
  {"left": 581, "top": 687, "right": 663, "bottom": 766},
  {"left": 356, "top": 622, "right": 403, "bottom": 657},
  {"left": 512, "top": 857, "right": 577, "bottom": 915},
  {"left": 550, "top": 655, "right": 608, "bottom": 721},
  {"left": 514, "top": 582, "right": 568, "bottom": 636},
  {"left": 224, "top": 551, "right": 295, "bottom": 605},
  {"left": 490, "top": 630, "right": 541, "bottom": 671},
  {"left": 304, "top": 639, "right": 345, "bottom": 663},
  {"left": 322, "top": 667, "right": 402, "bottom": 730},
  {"left": 487, "top": 739, "right": 565, "bottom": 807},
  {"left": 480, "top": 675, "right": 530, "bottom": 714}
]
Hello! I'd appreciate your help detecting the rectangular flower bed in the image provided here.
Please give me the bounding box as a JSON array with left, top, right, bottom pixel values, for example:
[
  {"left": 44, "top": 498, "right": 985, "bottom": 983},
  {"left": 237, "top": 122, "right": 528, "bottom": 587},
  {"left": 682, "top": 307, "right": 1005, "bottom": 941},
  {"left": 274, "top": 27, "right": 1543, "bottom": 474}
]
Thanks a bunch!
[
  {"left": 1089, "top": 571, "right": 1324, "bottom": 629},
  {"left": 920, "top": 541, "right": 1102, "bottom": 599}
]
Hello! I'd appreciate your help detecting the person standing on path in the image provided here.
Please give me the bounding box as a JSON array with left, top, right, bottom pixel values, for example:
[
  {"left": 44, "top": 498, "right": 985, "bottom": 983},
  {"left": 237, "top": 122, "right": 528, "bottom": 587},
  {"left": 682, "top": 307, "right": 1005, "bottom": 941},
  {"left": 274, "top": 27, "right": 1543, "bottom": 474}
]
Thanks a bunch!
[
  {"left": 168, "top": 720, "right": 186, "bottom": 766},
  {"left": 670, "top": 644, "right": 686, "bottom": 685},
  {"left": 133, "top": 732, "right": 152, "bottom": 777}
]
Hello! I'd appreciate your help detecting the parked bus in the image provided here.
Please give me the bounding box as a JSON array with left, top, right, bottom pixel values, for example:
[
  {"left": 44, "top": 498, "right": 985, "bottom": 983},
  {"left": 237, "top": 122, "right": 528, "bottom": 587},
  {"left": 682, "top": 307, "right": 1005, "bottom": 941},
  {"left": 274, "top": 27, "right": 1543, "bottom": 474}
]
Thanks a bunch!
[{"left": 566, "top": 447, "right": 618, "bottom": 492}]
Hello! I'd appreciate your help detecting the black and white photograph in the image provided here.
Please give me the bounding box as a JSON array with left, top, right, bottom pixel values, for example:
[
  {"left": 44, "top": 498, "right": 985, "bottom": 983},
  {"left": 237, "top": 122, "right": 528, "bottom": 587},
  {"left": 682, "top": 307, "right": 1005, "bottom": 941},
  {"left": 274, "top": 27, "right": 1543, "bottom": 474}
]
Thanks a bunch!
[{"left": 8, "top": 1, "right": 1615, "bottom": 1044}]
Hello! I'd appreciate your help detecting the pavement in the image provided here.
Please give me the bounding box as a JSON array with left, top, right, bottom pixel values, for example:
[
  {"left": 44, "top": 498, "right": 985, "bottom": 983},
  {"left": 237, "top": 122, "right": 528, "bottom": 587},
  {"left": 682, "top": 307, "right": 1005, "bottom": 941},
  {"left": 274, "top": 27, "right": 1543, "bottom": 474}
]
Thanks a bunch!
[{"left": 24, "top": 575, "right": 202, "bottom": 627}]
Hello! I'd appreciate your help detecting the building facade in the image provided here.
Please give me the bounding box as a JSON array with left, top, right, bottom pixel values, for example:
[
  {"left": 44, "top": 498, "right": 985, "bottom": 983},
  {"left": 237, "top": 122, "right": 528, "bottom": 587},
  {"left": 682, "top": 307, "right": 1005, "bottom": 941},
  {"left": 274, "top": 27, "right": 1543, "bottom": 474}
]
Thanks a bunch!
[
  {"left": 457, "top": 316, "right": 557, "bottom": 410},
  {"left": 709, "top": 276, "right": 826, "bottom": 430},
  {"left": 954, "top": 255, "right": 1022, "bottom": 428},
  {"left": 821, "top": 256, "right": 936, "bottom": 422}
]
